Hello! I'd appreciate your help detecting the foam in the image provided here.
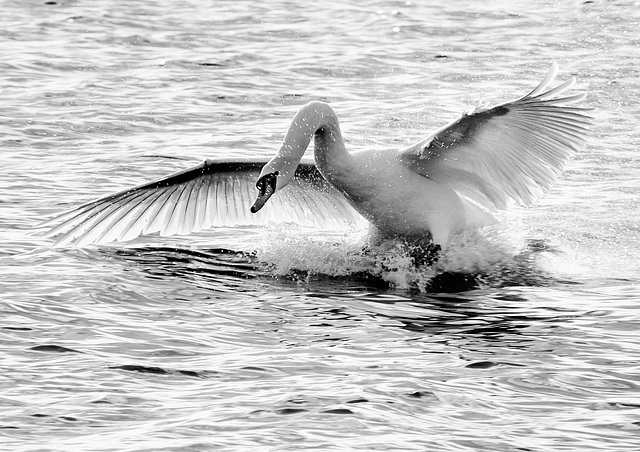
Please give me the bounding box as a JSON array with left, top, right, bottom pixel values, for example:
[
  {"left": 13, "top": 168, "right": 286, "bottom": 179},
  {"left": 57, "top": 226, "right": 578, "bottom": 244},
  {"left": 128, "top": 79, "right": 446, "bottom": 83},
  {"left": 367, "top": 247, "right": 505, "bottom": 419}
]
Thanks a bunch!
[{"left": 255, "top": 223, "right": 551, "bottom": 292}]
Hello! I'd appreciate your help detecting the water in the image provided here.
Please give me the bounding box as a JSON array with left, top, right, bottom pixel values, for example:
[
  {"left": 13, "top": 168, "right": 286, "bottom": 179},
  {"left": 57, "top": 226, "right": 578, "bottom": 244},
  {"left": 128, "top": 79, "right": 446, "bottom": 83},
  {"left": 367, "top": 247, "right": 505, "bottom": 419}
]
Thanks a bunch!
[{"left": 2, "top": 0, "right": 640, "bottom": 450}]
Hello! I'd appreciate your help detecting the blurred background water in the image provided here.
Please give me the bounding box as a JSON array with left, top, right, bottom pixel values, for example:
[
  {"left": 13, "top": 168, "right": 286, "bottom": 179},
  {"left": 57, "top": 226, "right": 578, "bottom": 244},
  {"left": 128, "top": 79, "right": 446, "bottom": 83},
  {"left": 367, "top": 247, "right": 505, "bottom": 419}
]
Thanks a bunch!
[{"left": 1, "top": 0, "right": 640, "bottom": 450}]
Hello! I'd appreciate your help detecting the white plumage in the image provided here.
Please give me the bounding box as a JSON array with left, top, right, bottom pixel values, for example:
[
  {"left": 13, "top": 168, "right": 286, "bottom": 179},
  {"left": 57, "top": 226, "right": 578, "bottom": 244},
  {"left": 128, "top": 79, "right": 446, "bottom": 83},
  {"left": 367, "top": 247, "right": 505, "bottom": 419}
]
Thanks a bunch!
[{"left": 41, "top": 63, "right": 591, "bottom": 247}]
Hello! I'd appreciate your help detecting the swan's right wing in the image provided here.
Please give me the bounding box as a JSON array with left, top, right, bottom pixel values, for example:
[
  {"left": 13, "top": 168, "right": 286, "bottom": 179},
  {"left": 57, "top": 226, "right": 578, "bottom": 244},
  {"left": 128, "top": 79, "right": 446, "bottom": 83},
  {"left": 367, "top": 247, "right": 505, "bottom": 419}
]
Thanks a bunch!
[{"left": 41, "top": 159, "right": 365, "bottom": 247}]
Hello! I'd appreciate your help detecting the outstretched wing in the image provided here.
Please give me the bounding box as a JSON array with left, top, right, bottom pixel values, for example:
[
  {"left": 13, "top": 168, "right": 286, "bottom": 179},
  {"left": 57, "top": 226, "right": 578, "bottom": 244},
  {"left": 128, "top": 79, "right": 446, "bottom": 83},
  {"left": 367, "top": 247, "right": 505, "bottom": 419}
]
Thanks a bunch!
[
  {"left": 399, "top": 62, "right": 592, "bottom": 210},
  {"left": 41, "top": 159, "right": 365, "bottom": 247}
]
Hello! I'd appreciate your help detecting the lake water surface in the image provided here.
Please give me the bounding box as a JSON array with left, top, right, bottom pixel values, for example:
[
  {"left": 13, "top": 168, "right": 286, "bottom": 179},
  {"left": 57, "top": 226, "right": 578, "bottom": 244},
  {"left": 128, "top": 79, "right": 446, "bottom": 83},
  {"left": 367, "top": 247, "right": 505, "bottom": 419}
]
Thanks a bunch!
[{"left": 2, "top": 0, "right": 640, "bottom": 450}]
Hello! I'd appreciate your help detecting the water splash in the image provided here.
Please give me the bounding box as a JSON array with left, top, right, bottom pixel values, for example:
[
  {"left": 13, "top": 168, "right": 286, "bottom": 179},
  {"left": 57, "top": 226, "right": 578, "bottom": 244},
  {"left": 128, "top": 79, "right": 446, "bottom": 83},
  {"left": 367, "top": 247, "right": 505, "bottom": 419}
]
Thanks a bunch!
[
  {"left": 256, "top": 226, "right": 371, "bottom": 278},
  {"left": 255, "top": 224, "right": 551, "bottom": 292}
]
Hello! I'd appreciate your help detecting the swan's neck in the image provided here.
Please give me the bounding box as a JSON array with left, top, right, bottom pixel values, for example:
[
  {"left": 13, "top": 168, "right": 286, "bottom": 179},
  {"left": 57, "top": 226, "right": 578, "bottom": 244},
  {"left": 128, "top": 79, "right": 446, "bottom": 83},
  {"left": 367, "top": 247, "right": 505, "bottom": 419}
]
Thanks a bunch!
[{"left": 264, "top": 101, "right": 351, "bottom": 190}]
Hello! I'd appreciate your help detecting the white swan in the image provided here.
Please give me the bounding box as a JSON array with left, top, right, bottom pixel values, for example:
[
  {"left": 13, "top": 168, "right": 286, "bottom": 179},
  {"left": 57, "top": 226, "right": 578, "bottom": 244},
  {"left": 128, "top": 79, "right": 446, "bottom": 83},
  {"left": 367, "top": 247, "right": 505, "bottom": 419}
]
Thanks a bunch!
[{"left": 41, "top": 63, "right": 591, "bottom": 248}]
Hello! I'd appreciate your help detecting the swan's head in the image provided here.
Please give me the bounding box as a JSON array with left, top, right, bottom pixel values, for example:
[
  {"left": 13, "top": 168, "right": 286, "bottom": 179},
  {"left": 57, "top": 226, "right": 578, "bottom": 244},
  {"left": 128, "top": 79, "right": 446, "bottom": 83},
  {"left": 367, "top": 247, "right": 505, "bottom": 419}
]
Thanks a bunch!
[
  {"left": 250, "top": 171, "right": 278, "bottom": 213},
  {"left": 250, "top": 154, "right": 298, "bottom": 213}
]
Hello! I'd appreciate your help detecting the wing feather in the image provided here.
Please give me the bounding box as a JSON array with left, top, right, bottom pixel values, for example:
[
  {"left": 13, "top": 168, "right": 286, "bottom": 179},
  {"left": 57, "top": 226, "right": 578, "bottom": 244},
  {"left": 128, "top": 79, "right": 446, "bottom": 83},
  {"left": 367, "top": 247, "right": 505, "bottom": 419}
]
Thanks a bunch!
[
  {"left": 524, "top": 61, "right": 559, "bottom": 97},
  {"left": 399, "top": 63, "right": 592, "bottom": 210},
  {"left": 182, "top": 179, "right": 199, "bottom": 234},
  {"left": 87, "top": 193, "right": 153, "bottom": 245},
  {"left": 203, "top": 177, "right": 216, "bottom": 228},
  {"left": 161, "top": 183, "right": 188, "bottom": 236},
  {"left": 192, "top": 178, "right": 208, "bottom": 232},
  {"left": 144, "top": 186, "right": 181, "bottom": 235},
  {"left": 42, "top": 159, "right": 365, "bottom": 246}
]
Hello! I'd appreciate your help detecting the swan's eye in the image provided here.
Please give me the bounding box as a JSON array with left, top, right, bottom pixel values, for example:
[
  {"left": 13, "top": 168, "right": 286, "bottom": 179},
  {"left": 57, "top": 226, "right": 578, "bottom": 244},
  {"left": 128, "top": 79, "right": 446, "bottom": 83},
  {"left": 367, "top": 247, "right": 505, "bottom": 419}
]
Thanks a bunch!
[{"left": 255, "top": 171, "right": 279, "bottom": 191}]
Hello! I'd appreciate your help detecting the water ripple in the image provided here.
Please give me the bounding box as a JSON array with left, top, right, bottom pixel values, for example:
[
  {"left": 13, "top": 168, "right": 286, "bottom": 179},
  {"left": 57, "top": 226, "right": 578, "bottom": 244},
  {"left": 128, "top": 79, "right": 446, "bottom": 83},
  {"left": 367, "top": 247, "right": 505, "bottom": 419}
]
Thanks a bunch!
[{"left": 2, "top": 0, "right": 640, "bottom": 450}]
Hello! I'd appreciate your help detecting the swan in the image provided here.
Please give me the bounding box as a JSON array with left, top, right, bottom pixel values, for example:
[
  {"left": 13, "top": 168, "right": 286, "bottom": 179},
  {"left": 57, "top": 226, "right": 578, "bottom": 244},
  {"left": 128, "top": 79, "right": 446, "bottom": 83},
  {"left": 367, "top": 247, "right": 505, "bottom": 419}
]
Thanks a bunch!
[{"left": 41, "top": 63, "right": 591, "bottom": 248}]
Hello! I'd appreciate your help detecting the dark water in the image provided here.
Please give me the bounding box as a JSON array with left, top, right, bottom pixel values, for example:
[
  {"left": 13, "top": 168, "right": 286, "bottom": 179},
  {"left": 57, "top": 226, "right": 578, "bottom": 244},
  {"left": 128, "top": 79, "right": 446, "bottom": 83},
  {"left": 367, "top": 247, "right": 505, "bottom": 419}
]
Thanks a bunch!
[{"left": 2, "top": 0, "right": 640, "bottom": 450}]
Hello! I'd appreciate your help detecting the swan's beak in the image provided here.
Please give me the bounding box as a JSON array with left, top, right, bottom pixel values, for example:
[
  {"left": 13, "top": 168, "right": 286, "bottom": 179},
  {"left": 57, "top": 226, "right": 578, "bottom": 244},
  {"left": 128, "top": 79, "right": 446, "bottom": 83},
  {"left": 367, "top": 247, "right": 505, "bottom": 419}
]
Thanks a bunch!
[{"left": 250, "top": 172, "right": 279, "bottom": 213}]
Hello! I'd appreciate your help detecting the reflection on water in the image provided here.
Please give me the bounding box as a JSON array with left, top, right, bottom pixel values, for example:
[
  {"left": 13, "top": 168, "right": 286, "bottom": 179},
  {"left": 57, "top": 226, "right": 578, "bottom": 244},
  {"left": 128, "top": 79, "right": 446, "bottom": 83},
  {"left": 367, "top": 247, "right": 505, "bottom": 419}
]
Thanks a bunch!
[
  {"left": 71, "top": 244, "right": 606, "bottom": 359},
  {"left": 82, "top": 235, "right": 564, "bottom": 296}
]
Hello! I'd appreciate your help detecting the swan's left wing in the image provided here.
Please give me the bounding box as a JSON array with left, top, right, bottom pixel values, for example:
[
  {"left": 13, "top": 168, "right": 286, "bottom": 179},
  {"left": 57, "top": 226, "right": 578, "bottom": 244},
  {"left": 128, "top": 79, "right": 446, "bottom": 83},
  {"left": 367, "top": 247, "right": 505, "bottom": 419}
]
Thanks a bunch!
[
  {"left": 41, "top": 159, "right": 364, "bottom": 247},
  {"left": 399, "top": 63, "right": 592, "bottom": 210}
]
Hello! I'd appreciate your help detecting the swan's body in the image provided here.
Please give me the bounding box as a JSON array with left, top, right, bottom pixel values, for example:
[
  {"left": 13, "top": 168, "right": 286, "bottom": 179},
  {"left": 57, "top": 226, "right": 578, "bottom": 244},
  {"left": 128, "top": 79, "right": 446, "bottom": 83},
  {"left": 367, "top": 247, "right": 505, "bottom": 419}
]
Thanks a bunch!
[
  {"left": 41, "top": 63, "right": 591, "bottom": 248},
  {"left": 251, "top": 102, "right": 479, "bottom": 244},
  {"left": 318, "top": 137, "right": 481, "bottom": 244}
]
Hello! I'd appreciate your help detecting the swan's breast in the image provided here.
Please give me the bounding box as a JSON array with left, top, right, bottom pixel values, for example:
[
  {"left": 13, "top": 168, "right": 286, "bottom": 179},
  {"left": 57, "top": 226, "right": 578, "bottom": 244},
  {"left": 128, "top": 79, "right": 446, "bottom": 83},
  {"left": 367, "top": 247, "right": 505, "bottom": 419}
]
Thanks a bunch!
[{"left": 326, "top": 151, "right": 468, "bottom": 245}]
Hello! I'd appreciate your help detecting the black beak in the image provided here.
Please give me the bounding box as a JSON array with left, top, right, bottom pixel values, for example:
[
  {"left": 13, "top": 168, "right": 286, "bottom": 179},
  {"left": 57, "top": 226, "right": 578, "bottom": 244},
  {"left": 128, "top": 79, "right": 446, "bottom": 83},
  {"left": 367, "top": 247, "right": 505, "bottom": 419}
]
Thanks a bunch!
[{"left": 250, "top": 172, "right": 278, "bottom": 213}]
